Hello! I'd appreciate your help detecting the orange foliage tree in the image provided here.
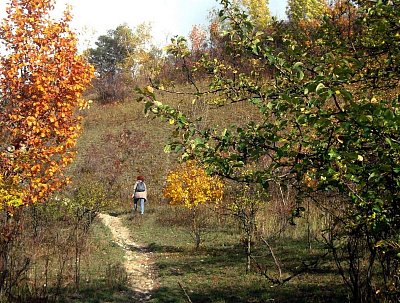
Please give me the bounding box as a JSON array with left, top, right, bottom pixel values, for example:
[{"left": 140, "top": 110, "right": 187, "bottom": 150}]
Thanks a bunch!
[
  {"left": 189, "top": 25, "right": 206, "bottom": 54},
  {"left": 0, "top": 0, "right": 94, "bottom": 210},
  {"left": 163, "top": 160, "right": 224, "bottom": 248}
]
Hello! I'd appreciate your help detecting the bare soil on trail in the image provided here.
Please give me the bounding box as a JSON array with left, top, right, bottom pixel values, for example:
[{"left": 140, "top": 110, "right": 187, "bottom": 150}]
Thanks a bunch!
[{"left": 98, "top": 213, "right": 158, "bottom": 302}]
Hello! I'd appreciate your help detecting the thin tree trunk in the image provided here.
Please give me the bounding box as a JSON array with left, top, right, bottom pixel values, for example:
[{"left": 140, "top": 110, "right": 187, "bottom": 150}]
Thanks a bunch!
[
  {"left": 246, "top": 233, "right": 251, "bottom": 273},
  {"left": 192, "top": 208, "right": 201, "bottom": 249}
]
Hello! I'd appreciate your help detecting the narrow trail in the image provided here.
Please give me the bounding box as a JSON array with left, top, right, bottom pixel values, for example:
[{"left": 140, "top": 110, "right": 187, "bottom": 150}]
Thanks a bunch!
[{"left": 98, "top": 213, "right": 157, "bottom": 302}]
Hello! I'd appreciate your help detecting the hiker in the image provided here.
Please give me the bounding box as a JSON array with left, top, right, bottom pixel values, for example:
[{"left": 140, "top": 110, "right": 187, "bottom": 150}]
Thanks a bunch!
[{"left": 132, "top": 175, "right": 147, "bottom": 215}]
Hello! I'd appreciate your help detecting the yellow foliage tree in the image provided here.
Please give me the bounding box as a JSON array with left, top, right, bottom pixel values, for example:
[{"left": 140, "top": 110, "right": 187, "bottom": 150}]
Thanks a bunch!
[
  {"left": 164, "top": 160, "right": 224, "bottom": 208},
  {"left": 239, "top": 0, "right": 271, "bottom": 29},
  {"left": 163, "top": 160, "right": 224, "bottom": 248},
  {"left": 286, "top": 0, "right": 327, "bottom": 23},
  {"left": 0, "top": 1, "right": 94, "bottom": 295},
  {"left": 0, "top": 0, "right": 94, "bottom": 210}
]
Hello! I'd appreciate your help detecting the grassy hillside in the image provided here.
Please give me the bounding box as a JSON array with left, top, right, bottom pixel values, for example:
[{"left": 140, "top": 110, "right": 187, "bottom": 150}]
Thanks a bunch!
[
  {"left": 66, "top": 89, "right": 348, "bottom": 302},
  {"left": 70, "top": 95, "right": 176, "bottom": 209},
  {"left": 72, "top": 86, "right": 264, "bottom": 210}
]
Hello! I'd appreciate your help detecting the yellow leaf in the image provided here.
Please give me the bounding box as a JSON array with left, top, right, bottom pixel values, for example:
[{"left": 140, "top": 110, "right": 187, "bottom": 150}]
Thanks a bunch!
[{"left": 146, "top": 86, "right": 154, "bottom": 93}]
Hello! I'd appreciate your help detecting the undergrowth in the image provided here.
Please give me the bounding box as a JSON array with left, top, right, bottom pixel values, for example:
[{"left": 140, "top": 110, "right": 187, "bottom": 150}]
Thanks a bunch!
[{"left": 122, "top": 203, "right": 348, "bottom": 303}]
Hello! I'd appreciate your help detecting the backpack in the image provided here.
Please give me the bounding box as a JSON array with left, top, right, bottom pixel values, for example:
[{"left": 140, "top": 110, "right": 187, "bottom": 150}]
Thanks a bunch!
[{"left": 135, "top": 181, "right": 145, "bottom": 192}]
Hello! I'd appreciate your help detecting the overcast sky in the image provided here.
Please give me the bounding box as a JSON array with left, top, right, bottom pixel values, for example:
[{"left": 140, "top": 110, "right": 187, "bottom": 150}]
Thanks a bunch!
[{"left": 0, "top": 0, "right": 287, "bottom": 49}]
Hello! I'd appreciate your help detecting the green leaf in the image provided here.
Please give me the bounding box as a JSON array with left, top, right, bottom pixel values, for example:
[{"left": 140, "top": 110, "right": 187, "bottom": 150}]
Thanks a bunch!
[
  {"left": 297, "top": 69, "right": 304, "bottom": 81},
  {"left": 340, "top": 89, "right": 353, "bottom": 100},
  {"left": 293, "top": 62, "right": 303, "bottom": 69},
  {"left": 316, "top": 83, "right": 325, "bottom": 92},
  {"left": 164, "top": 144, "right": 172, "bottom": 153}
]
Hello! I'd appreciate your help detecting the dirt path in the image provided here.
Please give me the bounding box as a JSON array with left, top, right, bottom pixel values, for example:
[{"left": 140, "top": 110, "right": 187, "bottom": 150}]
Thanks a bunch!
[{"left": 98, "top": 213, "right": 157, "bottom": 302}]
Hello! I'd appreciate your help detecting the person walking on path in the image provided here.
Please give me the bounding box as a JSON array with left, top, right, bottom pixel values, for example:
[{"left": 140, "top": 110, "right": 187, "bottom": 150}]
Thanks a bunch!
[{"left": 132, "top": 175, "right": 147, "bottom": 215}]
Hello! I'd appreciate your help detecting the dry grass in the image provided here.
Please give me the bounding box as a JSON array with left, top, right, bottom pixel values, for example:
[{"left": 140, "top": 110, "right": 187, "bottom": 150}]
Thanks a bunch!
[{"left": 63, "top": 86, "right": 349, "bottom": 302}]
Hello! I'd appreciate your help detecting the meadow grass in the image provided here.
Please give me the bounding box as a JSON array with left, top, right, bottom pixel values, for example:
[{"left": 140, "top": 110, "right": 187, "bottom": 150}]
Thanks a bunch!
[
  {"left": 121, "top": 203, "right": 348, "bottom": 303},
  {"left": 57, "top": 218, "right": 129, "bottom": 303},
  {"left": 69, "top": 91, "right": 349, "bottom": 302}
]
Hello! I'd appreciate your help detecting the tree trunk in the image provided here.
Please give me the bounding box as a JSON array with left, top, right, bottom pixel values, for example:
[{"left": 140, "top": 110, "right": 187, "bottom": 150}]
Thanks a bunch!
[
  {"left": 192, "top": 208, "right": 201, "bottom": 250},
  {"left": 246, "top": 233, "right": 252, "bottom": 273}
]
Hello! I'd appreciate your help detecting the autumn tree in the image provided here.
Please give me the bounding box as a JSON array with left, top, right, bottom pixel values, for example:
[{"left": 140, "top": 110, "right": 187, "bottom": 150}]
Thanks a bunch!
[
  {"left": 0, "top": 0, "right": 94, "bottom": 208},
  {"left": 163, "top": 160, "right": 224, "bottom": 249},
  {"left": 0, "top": 0, "right": 93, "bottom": 295},
  {"left": 325, "top": 0, "right": 357, "bottom": 40},
  {"left": 286, "top": 0, "right": 327, "bottom": 23},
  {"left": 239, "top": 0, "right": 271, "bottom": 28},
  {"left": 137, "top": 45, "right": 164, "bottom": 83},
  {"left": 87, "top": 23, "right": 152, "bottom": 102},
  {"left": 189, "top": 25, "right": 207, "bottom": 56}
]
